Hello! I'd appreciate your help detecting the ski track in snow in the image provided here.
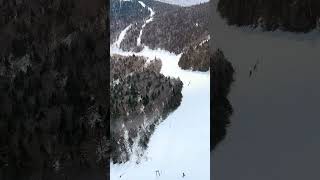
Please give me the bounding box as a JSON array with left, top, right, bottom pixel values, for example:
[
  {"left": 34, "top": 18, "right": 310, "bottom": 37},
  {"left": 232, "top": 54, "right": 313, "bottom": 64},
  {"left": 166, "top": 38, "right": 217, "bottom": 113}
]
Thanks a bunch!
[
  {"left": 114, "top": 24, "right": 132, "bottom": 48},
  {"left": 137, "top": 1, "right": 155, "bottom": 46},
  {"left": 138, "top": 1, "right": 146, "bottom": 8},
  {"left": 111, "top": 2, "right": 210, "bottom": 180}
]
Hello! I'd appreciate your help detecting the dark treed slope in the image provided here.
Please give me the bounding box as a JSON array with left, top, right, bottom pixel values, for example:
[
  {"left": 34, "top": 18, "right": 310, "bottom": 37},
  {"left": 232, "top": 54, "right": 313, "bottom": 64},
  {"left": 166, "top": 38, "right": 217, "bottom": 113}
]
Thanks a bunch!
[
  {"left": 179, "top": 39, "right": 210, "bottom": 71},
  {"left": 218, "top": 0, "right": 320, "bottom": 32},
  {"left": 110, "top": 0, "right": 181, "bottom": 51},
  {"left": 211, "top": 49, "right": 234, "bottom": 150},
  {"left": 110, "top": 0, "right": 210, "bottom": 71},
  {"left": 144, "top": 0, "right": 181, "bottom": 14},
  {"left": 110, "top": 55, "right": 183, "bottom": 163},
  {"left": 0, "top": 0, "right": 109, "bottom": 180},
  {"left": 110, "top": 0, "right": 150, "bottom": 43},
  {"left": 119, "top": 0, "right": 181, "bottom": 52},
  {"left": 120, "top": 22, "right": 144, "bottom": 52},
  {"left": 142, "top": 2, "right": 209, "bottom": 53}
]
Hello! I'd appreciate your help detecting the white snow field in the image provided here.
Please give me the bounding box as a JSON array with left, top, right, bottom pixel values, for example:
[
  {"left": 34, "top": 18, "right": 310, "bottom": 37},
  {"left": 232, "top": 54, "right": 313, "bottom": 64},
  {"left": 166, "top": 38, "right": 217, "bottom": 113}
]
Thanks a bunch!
[{"left": 110, "top": 2, "right": 210, "bottom": 180}]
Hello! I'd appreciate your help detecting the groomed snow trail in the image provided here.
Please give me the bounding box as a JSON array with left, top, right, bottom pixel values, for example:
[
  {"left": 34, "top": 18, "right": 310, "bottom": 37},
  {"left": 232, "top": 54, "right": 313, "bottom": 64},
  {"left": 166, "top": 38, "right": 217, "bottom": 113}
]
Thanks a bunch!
[
  {"left": 137, "top": 1, "right": 155, "bottom": 46},
  {"left": 114, "top": 24, "right": 132, "bottom": 48},
  {"left": 111, "top": 2, "right": 210, "bottom": 180}
]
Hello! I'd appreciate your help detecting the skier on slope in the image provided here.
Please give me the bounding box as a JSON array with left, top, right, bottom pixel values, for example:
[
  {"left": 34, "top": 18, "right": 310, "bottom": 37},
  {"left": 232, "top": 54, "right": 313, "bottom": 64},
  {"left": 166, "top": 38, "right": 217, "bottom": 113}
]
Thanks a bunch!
[
  {"left": 155, "top": 170, "right": 160, "bottom": 176},
  {"left": 253, "top": 59, "right": 259, "bottom": 72}
]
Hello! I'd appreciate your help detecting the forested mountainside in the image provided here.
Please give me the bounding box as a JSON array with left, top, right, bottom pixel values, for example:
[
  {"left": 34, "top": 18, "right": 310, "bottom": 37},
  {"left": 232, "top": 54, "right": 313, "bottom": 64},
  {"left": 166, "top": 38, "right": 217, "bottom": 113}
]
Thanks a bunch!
[
  {"left": 111, "top": 0, "right": 210, "bottom": 71},
  {"left": 141, "top": 2, "right": 209, "bottom": 54},
  {"left": 145, "top": 0, "right": 181, "bottom": 13},
  {"left": 110, "top": 55, "right": 183, "bottom": 163},
  {"left": 218, "top": 0, "right": 320, "bottom": 32},
  {"left": 110, "top": 0, "right": 150, "bottom": 43},
  {"left": 179, "top": 38, "right": 210, "bottom": 71},
  {"left": 0, "top": 0, "right": 108, "bottom": 179},
  {"left": 112, "top": 0, "right": 181, "bottom": 52},
  {"left": 155, "top": 0, "right": 209, "bottom": 7},
  {"left": 211, "top": 49, "right": 234, "bottom": 150}
]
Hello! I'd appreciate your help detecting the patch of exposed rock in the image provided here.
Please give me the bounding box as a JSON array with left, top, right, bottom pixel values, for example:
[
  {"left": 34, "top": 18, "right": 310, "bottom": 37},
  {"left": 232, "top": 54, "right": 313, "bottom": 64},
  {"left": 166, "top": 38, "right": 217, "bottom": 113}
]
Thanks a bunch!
[{"left": 110, "top": 55, "right": 183, "bottom": 163}]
